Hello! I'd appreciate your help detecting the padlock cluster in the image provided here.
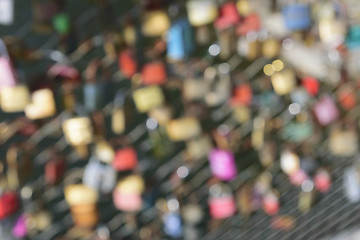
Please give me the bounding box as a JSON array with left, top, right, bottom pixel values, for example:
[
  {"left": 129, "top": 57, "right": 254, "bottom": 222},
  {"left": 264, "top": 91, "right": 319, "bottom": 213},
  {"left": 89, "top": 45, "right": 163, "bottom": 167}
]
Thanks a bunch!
[{"left": 1, "top": 0, "right": 360, "bottom": 239}]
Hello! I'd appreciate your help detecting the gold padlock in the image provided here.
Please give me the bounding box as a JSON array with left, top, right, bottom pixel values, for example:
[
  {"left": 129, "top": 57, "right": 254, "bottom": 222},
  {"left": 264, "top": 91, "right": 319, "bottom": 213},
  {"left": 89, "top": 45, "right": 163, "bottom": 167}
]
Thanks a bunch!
[
  {"left": 25, "top": 88, "right": 56, "bottom": 119},
  {"left": 166, "top": 117, "right": 202, "bottom": 141},
  {"left": 142, "top": 10, "right": 170, "bottom": 37},
  {"left": 132, "top": 86, "right": 165, "bottom": 113},
  {"left": 186, "top": 0, "right": 218, "bottom": 27},
  {"left": 65, "top": 184, "right": 99, "bottom": 228},
  {"left": 112, "top": 108, "right": 125, "bottom": 134},
  {"left": 62, "top": 117, "right": 94, "bottom": 146},
  {"left": 271, "top": 69, "right": 296, "bottom": 95},
  {"left": 0, "top": 85, "right": 29, "bottom": 112}
]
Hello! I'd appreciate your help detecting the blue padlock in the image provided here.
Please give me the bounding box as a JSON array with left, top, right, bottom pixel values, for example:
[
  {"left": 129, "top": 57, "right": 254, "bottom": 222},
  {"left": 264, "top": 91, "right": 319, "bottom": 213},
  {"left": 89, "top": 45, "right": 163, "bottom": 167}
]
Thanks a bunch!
[
  {"left": 346, "top": 25, "right": 360, "bottom": 50},
  {"left": 282, "top": 4, "right": 311, "bottom": 31},
  {"left": 167, "top": 18, "right": 194, "bottom": 61},
  {"left": 163, "top": 212, "right": 183, "bottom": 238}
]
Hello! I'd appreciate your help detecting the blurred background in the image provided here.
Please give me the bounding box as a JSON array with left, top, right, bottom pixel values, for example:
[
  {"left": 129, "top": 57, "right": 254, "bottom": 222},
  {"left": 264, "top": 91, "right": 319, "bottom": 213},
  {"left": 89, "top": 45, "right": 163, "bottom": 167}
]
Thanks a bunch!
[{"left": 1, "top": 0, "right": 360, "bottom": 239}]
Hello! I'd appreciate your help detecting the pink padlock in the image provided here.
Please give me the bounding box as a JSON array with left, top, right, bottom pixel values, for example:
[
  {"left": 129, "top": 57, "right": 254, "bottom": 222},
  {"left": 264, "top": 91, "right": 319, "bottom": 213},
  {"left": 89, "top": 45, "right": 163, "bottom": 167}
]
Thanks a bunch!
[
  {"left": 0, "top": 39, "right": 17, "bottom": 89},
  {"left": 208, "top": 149, "right": 237, "bottom": 181},
  {"left": 313, "top": 95, "right": 339, "bottom": 126}
]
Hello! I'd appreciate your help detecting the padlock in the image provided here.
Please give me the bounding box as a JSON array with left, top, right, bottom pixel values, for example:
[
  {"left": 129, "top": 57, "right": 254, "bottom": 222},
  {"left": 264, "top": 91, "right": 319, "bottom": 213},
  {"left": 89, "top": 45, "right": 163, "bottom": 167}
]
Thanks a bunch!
[
  {"left": 289, "top": 169, "right": 309, "bottom": 186},
  {"left": 344, "top": 166, "right": 360, "bottom": 202},
  {"left": 237, "top": 36, "right": 261, "bottom": 60},
  {"left": 132, "top": 86, "right": 165, "bottom": 113},
  {"left": 204, "top": 66, "right": 231, "bottom": 107},
  {"left": 0, "top": 85, "right": 30, "bottom": 113},
  {"left": 118, "top": 49, "right": 137, "bottom": 78},
  {"left": 251, "top": 117, "right": 265, "bottom": 150},
  {"left": 83, "top": 157, "right": 116, "bottom": 194},
  {"left": 163, "top": 202, "right": 183, "bottom": 238},
  {"left": 186, "top": 0, "right": 218, "bottom": 27},
  {"left": 319, "top": 18, "right": 346, "bottom": 48},
  {"left": 62, "top": 117, "right": 94, "bottom": 146},
  {"left": 230, "top": 84, "right": 252, "bottom": 106},
  {"left": 208, "top": 182, "right": 236, "bottom": 219},
  {"left": 112, "top": 147, "right": 138, "bottom": 172},
  {"left": 166, "top": 117, "right": 201, "bottom": 141},
  {"left": 298, "top": 181, "right": 316, "bottom": 213},
  {"left": 0, "top": 191, "right": 19, "bottom": 220},
  {"left": 183, "top": 78, "right": 209, "bottom": 101},
  {"left": 236, "top": 13, "right": 261, "bottom": 36},
  {"left": 45, "top": 152, "right": 66, "bottom": 185},
  {"left": 83, "top": 141, "right": 116, "bottom": 193},
  {"left": 0, "top": 39, "right": 17, "bottom": 89},
  {"left": 263, "top": 190, "right": 279, "bottom": 215},
  {"left": 217, "top": 28, "right": 236, "bottom": 60},
  {"left": 112, "top": 108, "right": 125, "bottom": 135},
  {"left": 236, "top": 0, "right": 251, "bottom": 17},
  {"left": 232, "top": 105, "right": 251, "bottom": 124},
  {"left": 6, "top": 144, "right": 32, "bottom": 190},
  {"left": 141, "top": 62, "right": 167, "bottom": 85},
  {"left": 0, "top": 0, "right": 14, "bottom": 25},
  {"left": 313, "top": 95, "right": 339, "bottom": 126},
  {"left": 186, "top": 135, "right": 213, "bottom": 160},
  {"left": 181, "top": 203, "right": 203, "bottom": 226},
  {"left": 25, "top": 88, "right": 56, "bottom": 120},
  {"left": 280, "top": 149, "right": 300, "bottom": 176},
  {"left": 314, "top": 168, "right": 331, "bottom": 193},
  {"left": 167, "top": 18, "right": 194, "bottom": 61},
  {"left": 83, "top": 59, "right": 107, "bottom": 112},
  {"left": 148, "top": 105, "right": 173, "bottom": 126},
  {"left": 215, "top": 2, "right": 240, "bottom": 30},
  {"left": 282, "top": 118, "right": 313, "bottom": 143},
  {"left": 346, "top": 25, "right": 360, "bottom": 49},
  {"left": 262, "top": 38, "right": 281, "bottom": 59},
  {"left": 259, "top": 141, "right": 276, "bottom": 168},
  {"left": 329, "top": 122, "right": 358, "bottom": 156},
  {"left": 302, "top": 76, "right": 319, "bottom": 96},
  {"left": 208, "top": 149, "right": 237, "bottom": 181},
  {"left": 65, "top": 182, "right": 99, "bottom": 228},
  {"left": 142, "top": 10, "right": 170, "bottom": 37},
  {"left": 52, "top": 13, "right": 70, "bottom": 35},
  {"left": 111, "top": 89, "right": 126, "bottom": 135},
  {"left": 113, "top": 175, "right": 145, "bottom": 212},
  {"left": 12, "top": 214, "right": 27, "bottom": 238},
  {"left": 236, "top": 182, "right": 254, "bottom": 217},
  {"left": 271, "top": 69, "right": 296, "bottom": 96},
  {"left": 337, "top": 83, "right": 357, "bottom": 111},
  {"left": 282, "top": 4, "right": 311, "bottom": 31},
  {"left": 123, "top": 23, "right": 136, "bottom": 46}
]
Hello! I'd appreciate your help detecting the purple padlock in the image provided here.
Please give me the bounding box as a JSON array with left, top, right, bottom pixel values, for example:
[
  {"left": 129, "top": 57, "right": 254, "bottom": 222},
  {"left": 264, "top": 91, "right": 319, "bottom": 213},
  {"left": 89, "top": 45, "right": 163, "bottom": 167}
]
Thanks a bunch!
[{"left": 209, "top": 149, "right": 237, "bottom": 181}]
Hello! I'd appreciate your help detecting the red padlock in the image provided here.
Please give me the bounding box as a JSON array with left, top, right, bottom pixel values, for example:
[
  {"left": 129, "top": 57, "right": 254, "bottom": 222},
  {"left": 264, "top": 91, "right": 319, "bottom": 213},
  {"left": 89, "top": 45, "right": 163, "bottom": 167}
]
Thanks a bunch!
[
  {"left": 215, "top": 2, "right": 241, "bottom": 30},
  {"left": 45, "top": 155, "right": 66, "bottom": 185},
  {"left": 230, "top": 84, "right": 252, "bottom": 106},
  {"left": 141, "top": 62, "right": 167, "bottom": 85},
  {"left": 236, "top": 14, "right": 261, "bottom": 36},
  {"left": 337, "top": 85, "right": 357, "bottom": 111},
  {"left": 118, "top": 49, "right": 137, "bottom": 78},
  {"left": 302, "top": 76, "right": 319, "bottom": 96},
  {"left": 263, "top": 191, "right": 279, "bottom": 215},
  {"left": 112, "top": 147, "right": 138, "bottom": 172},
  {"left": 0, "top": 192, "right": 19, "bottom": 219}
]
